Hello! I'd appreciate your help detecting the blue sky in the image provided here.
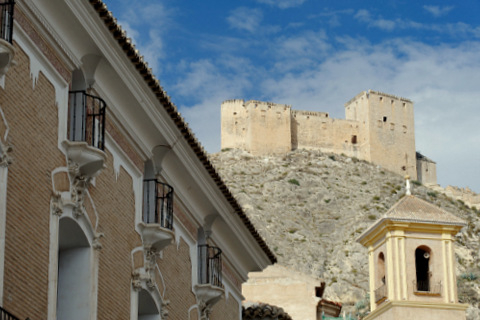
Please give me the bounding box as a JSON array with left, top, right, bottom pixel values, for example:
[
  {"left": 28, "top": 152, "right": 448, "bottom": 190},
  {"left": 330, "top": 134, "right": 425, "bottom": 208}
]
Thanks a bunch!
[{"left": 104, "top": 0, "right": 480, "bottom": 193}]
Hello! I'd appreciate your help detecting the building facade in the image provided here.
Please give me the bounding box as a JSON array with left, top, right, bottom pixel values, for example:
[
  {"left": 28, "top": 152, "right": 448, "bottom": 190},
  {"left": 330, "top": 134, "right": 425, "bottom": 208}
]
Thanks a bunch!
[
  {"left": 221, "top": 91, "right": 434, "bottom": 182},
  {"left": 0, "top": 1, "right": 275, "bottom": 319}
]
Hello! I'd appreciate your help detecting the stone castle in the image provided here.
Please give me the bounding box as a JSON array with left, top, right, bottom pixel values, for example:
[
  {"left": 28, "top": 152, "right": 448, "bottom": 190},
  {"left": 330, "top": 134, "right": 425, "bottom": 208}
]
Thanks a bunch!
[{"left": 221, "top": 90, "right": 436, "bottom": 185}]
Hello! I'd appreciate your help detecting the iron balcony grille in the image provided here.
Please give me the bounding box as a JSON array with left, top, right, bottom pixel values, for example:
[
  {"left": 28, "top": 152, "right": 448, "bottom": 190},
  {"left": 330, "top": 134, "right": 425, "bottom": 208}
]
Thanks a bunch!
[
  {"left": 413, "top": 280, "right": 442, "bottom": 295},
  {"left": 68, "top": 91, "right": 106, "bottom": 151},
  {"left": 198, "top": 245, "right": 223, "bottom": 288},
  {"left": 0, "top": 306, "right": 20, "bottom": 320},
  {"left": 143, "top": 179, "right": 174, "bottom": 229},
  {"left": 0, "top": 1, "right": 14, "bottom": 44},
  {"left": 374, "top": 283, "right": 387, "bottom": 302}
]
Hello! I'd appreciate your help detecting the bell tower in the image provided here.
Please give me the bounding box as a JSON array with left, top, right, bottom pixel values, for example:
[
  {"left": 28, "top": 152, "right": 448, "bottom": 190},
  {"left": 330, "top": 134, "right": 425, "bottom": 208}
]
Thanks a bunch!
[{"left": 357, "top": 180, "right": 468, "bottom": 319}]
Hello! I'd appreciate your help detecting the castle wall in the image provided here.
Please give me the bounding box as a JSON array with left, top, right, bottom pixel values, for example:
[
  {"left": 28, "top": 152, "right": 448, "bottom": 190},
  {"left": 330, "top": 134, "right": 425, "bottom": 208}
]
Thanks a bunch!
[
  {"left": 292, "top": 110, "right": 362, "bottom": 159},
  {"left": 345, "top": 91, "right": 372, "bottom": 162},
  {"left": 417, "top": 157, "right": 437, "bottom": 186},
  {"left": 345, "top": 91, "right": 417, "bottom": 179},
  {"left": 221, "top": 99, "right": 249, "bottom": 150},
  {"left": 242, "top": 264, "right": 322, "bottom": 320},
  {"left": 222, "top": 100, "right": 291, "bottom": 155},
  {"left": 221, "top": 90, "right": 422, "bottom": 180}
]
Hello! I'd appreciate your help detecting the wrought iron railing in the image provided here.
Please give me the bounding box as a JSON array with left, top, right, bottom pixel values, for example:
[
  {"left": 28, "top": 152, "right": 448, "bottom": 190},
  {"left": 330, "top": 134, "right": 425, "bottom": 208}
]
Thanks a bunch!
[
  {"left": 0, "top": 306, "right": 20, "bottom": 320},
  {"left": 413, "top": 280, "right": 442, "bottom": 294},
  {"left": 198, "top": 245, "right": 223, "bottom": 288},
  {"left": 143, "top": 179, "right": 174, "bottom": 229},
  {"left": 68, "top": 91, "right": 106, "bottom": 150},
  {"left": 0, "top": 1, "right": 14, "bottom": 44},
  {"left": 374, "top": 283, "right": 387, "bottom": 302}
]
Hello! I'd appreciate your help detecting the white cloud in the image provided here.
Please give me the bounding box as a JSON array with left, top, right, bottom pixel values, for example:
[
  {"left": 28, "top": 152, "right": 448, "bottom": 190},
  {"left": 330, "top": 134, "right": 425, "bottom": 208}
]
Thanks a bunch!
[
  {"left": 353, "top": 9, "right": 480, "bottom": 38},
  {"left": 354, "top": 9, "right": 396, "bottom": 31},
  {"left": 115, "top": 3, "right": 174, "bottom": 74},
  {"left": 423, "top": 5, "right": 454, "bottom": 18},
  {"left": 227, "top": 7, "right": 263, "bottom": 33},
  {"left": 257, "top": 0, "right": 307, "bottom": 9}
]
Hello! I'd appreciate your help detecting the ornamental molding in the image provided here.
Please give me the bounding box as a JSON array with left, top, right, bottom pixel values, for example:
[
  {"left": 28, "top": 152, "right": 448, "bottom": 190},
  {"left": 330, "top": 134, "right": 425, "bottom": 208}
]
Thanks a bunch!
[
  {"left": 67, "top": 160, "right": 90, "bottom": 218},
  {"left": 50, "top": 193, "right": 64, "bottom": 216}
]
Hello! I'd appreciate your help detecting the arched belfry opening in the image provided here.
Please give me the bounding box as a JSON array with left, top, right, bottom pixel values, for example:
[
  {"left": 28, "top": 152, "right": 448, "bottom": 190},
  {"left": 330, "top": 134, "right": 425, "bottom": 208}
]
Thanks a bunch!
[
  {"left": 378, "top": 252, "right": 385, "bottom": 285},
  {"left": 57, "top": 217, "right": 92, "bottom": 320},
  {"left": 138, "top": 289, "right": 161, "bottom": 320},
  {"left": 415, "top": 246, "right": 431, "bottom": 292}
]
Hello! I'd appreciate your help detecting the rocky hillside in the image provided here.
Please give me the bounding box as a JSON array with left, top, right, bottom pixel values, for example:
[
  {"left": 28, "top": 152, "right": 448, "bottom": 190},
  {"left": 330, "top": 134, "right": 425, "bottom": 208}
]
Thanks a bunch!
[{"left": 209, "top": 149, "right": 480, "bottom": 319}]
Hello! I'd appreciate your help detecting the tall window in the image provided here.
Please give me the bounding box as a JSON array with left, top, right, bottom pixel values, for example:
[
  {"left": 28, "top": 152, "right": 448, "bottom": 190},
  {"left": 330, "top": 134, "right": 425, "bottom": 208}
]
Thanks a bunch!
[
  {"left": 57, "top": 218, "right": 92, "bottom": 320},
  {"left": 415, "top": 246, "right": 431, "bottom": 292}
]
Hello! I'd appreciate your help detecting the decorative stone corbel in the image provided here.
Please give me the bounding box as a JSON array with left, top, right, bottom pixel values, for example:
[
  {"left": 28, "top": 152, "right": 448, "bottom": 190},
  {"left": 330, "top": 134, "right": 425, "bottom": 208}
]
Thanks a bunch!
[
  {"left": 132, "top": 270, "right": 143, "bottom": 291},
  {"left": 132, "top": 268, "right": 154, "bottom": 291},
  {"left": 50, "top": 193, "right": 64, "bottom": 216},
  {"left": 145, "top": 249, "right": 158, "bottom": 266},
  {"left": 68, "top": 160, "right": 90, "bottom": 217},
  {"left": 193, "top": 283, "right": 224, "bottom": 320},
  {"left": 0, "top": 143, "right": 12, "bottom": 167},
  {"left": 198, "top": 300, "right": 213, "bottom": 320},
  {"left": 0, "top": 40, "right": 15, "bottom": 77},
  {"left": 161, "top": 300, "right": 170, "bottom": 318},
  {"left": 92, "top": 233, "right": 104, "bottom": 250}
]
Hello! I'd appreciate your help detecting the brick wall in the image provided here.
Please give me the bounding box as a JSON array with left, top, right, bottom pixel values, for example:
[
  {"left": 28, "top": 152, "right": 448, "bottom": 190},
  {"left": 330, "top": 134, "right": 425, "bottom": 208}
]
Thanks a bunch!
[{"left": 1, "top": 43, "right": 64, "bottom": 320}]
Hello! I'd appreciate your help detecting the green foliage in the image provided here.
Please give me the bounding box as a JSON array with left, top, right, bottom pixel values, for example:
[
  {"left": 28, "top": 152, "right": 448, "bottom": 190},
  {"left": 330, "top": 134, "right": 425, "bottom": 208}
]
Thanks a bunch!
[
  {"left": 288, "top": 178, "right": 300, "bottom": 186},
  {"left": 427, "top": 191, "right": 437, "bottom": 198},
  {"left": 328, "top": 155, "right": 336, "bottom": 161},
  {"left": 460, "top": 272, "right": 478, "bottom": 281},
  {"left": 324, "top": 199, "right": 331, "bottom": 203},
  {"left": 412, "top": 180, "right": 422, "bottom": 186},
  {"left": 221, "top": 148, "right": 232, "bottom": 152},
  {"left": 368, "top": 214, "right": 377, "bottom": 220}
]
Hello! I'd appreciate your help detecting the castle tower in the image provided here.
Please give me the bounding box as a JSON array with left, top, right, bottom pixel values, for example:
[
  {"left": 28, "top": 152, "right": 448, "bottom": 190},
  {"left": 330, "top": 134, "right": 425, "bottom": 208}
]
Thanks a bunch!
[
  {"left": 357, "top": 186, "right": 468, "bottom": 319},
  {"left": 221, "top": 100, "right": 291, "bottom": 155},
  {"left": 345, "top": 90, "right": 417, "bottom": 179}
]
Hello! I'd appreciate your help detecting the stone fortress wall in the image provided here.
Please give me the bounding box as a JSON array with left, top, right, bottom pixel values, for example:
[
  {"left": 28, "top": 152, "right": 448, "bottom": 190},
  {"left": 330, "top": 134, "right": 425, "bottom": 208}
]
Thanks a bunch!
[
  {"left": 221, "top": 90, "right": 480, "bottom": 208},
  {"left": 221, "top": 90, "right": 419, "bottom": 181}
]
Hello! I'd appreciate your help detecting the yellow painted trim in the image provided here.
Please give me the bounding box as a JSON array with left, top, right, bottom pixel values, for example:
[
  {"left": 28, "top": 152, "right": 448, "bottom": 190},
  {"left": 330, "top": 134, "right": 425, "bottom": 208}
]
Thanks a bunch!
[
  {"left": 359, "top": 220, "right": 463, "bottom": 247},
  {"left": 442, "top": 239, "right": 450, "bottom": 303},
  {"left": 399, "top": 236, "right": 407, "bottom": 299},
  {"left": 385, "top": 233, "right": 395, "bottom": 300},
  {"left": 368, "top": 246, "right": 376, "bottom": 311}
]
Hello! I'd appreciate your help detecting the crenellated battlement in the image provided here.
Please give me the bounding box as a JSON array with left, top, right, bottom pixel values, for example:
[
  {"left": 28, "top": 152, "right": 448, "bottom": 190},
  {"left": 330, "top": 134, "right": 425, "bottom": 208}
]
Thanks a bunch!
[{"left": 221, "top": 90, "right": 434, "bottom": 182}]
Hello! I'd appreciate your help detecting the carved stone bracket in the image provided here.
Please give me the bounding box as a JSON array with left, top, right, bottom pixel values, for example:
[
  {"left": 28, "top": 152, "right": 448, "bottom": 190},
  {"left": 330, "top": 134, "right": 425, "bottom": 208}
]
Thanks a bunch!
[
  {"left": 193, "top": 284, "right": 224, "bottom": 320},
  {"left": 198, "top": 300, "right": 212, "bottom": 320},
  {"left": 161, "top": 300, "right": 170, "bottom": 319},
  {"left": 92, "top": 232, "right": 104, "bottom": 250},
  {"left": 0, "top": 39, "right": 15, "bottom": 77},
  {"left": 68, "top": 160, "right": 90, "bottom": 218},
  {"left": 0, "top": 143, "right": 12, "bottom": 167},
  {"left": 132, "top": 268, "right": 154, "bottom": 291},
  {"left": 50, "top": 193, "right": 64, "bottom": 216}
]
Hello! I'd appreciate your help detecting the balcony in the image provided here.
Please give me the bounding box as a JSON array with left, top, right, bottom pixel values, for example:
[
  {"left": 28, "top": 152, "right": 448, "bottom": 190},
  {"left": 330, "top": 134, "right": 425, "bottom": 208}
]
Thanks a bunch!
[
  {"left": 413, "top": 280, "right": 442, "bottom": 296},
  {"left": 374, "top": 283, "right": 387, "bottom": 303},
  {"left": 138, "top": 179, "right": 174, "bottom": 252},
  {"left": 0, "top": 306, "right": 20, "bottom": 320},
  {"left": 194, "top": 245, "right": 224, "bottom": 311},
  {"left": 0, "top": 1, "right": 15, "bottom": 76},
  {"left": 63, "top": 91, "right": 106, "bottom": 179}
]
